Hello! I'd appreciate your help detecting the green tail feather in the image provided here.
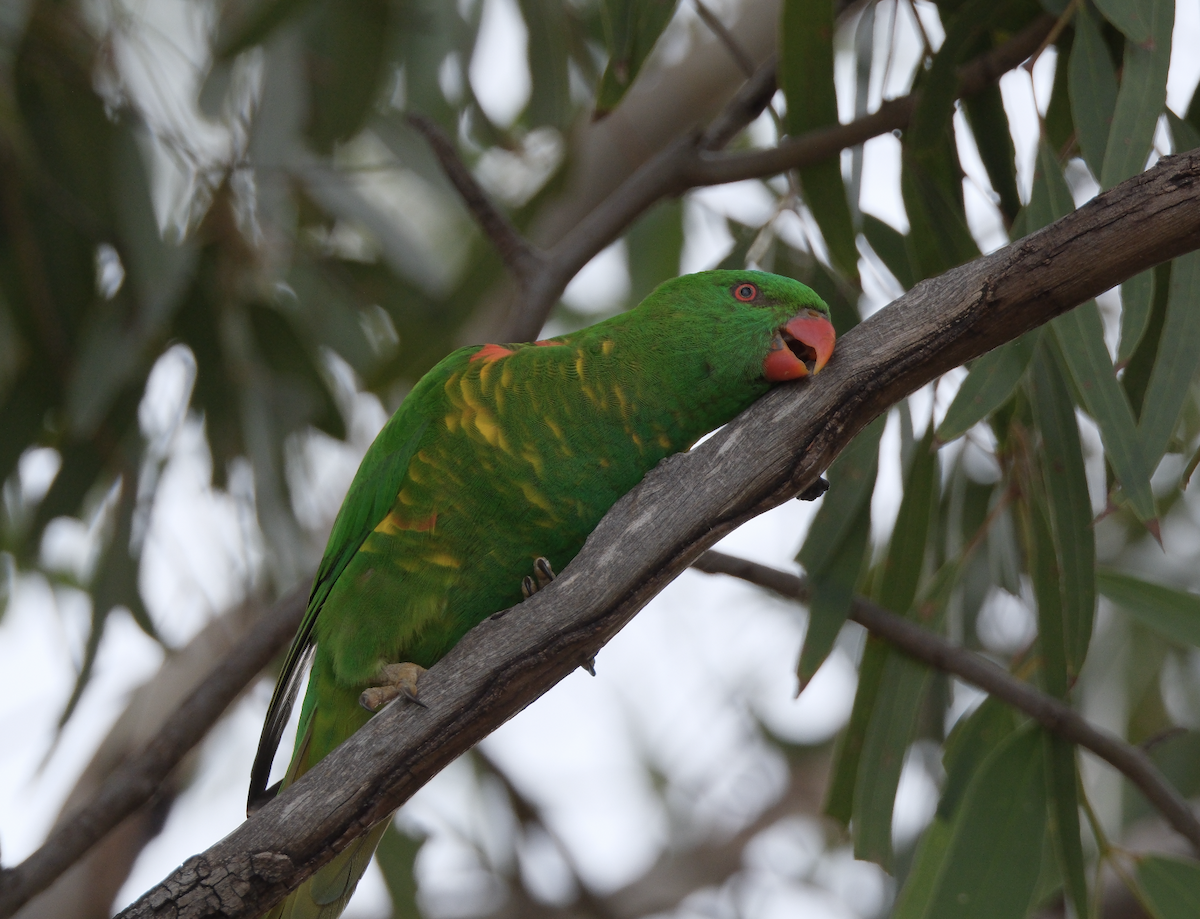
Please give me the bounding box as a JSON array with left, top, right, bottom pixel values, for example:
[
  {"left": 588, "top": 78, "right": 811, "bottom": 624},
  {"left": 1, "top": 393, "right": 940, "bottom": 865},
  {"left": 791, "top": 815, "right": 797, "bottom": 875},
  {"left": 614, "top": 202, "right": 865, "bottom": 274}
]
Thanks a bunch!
[
  {"left": 262, "top": 658, "right": 382, "bottom": 919},
  {"left": 263, "top": 822, "right": 391, "bottom": 919}
]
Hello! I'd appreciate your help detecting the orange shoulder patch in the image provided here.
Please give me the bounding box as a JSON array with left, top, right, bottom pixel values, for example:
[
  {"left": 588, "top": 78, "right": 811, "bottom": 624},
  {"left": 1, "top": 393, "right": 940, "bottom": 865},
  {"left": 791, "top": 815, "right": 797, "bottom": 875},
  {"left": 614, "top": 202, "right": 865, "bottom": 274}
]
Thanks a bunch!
[{"left": 470, "top": 343, "right": 516, "bottom": 363}]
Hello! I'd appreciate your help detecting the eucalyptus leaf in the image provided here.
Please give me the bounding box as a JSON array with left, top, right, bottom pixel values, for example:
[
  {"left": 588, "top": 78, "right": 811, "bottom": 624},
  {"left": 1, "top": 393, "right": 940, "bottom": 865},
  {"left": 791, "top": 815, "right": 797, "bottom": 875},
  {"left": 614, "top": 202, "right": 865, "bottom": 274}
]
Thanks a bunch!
[
  {"left": 594, "top": 0, "right": 679, "bottom": 117},
  {"left": 1137, "top": 250, "right": 1200, "bottom": 475},
  {"left": 1030, "top": 340, "right": 1096, "bottom": 676},
  {"left": 781, "top": 0, "right": 859, "bottom": 280},
  {"left": 1093, "top": 0, "right": 1153, "bottom": 45},
  {"left": 1100, "top": 0, "right": 1173, "bottom": 190},
  {"left": 1118, "top": 269, "right": 1155, "bottom": 366},
  {"left": 1052, "top": 303, "right": 1157, "bottom": 526},
  {"left": 922, "top": 726, "right": 1048, "bottom": 919},
  {"left": 1097, "top": 569, "right": 1200, "bottom": 648},
  {"left": 1069, "top": 1, "right": 1118, "bottom": 179},
  {"left": 1136, "top": 855, "right": 1200, "bottom": 918},
  {"left": 936, "top": 331, "right": 1036, "bottom": 444}
]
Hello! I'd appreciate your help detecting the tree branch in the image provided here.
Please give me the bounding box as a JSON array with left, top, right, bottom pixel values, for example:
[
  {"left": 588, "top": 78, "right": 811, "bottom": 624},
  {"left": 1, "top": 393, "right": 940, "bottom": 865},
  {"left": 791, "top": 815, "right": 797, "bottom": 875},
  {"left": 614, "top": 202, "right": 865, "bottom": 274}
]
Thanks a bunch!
[
  {"left": 106, "top": 148, "right": 1200, "bottom": 919},
  {"left": 0, "top": 589, "right": 306, "bottom": 918},
  {"left": 491, "top": 13, "right": 1054, "bottom": 341},
  {"left": 691, "top": 551, "right": 1200, "bottom": 853},
  {"left": 405, "top": 113, "right": 545, "bottom": 285}
]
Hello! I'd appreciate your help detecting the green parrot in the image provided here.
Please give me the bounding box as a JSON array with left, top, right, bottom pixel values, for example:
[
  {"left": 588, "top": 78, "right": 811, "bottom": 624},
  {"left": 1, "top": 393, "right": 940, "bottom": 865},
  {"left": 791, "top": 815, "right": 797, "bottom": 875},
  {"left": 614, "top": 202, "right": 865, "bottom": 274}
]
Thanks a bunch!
[{"left": 248, "top": 269, "right": 835, "bottom": 918}]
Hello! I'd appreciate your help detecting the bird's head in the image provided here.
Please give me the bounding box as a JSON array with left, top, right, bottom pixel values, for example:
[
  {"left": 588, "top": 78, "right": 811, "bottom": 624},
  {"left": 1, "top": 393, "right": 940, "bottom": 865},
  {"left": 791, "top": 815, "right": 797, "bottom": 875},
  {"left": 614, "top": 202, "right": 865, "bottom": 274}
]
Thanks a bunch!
[{"left": 640, "top": 269, "right": 836, "bottom": 385}]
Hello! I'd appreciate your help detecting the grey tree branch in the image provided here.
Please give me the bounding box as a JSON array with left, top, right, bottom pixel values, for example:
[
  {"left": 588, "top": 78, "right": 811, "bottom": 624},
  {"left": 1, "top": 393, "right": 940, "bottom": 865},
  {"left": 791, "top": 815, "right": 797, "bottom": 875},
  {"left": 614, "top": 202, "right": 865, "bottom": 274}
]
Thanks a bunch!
[
  {"left": 495, "top": 13, "right": 1054, "bottom": 342},
  {"left": 0, "top": 589, "right": 307, "bottom": 919},
  {"left": 691, "top": 551, "right": 1200, "bottom": 853},
  {"left": 105, "top": 147, "right": 1200, "bottom": 919}
]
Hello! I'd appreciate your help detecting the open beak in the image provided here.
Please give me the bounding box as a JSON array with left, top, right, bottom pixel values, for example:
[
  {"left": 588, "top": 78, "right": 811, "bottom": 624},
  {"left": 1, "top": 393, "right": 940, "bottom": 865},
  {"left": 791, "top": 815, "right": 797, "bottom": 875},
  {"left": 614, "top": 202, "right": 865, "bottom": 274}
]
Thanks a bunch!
[{"left": 763, "top": 310, "right": 836, "bottom": 381}]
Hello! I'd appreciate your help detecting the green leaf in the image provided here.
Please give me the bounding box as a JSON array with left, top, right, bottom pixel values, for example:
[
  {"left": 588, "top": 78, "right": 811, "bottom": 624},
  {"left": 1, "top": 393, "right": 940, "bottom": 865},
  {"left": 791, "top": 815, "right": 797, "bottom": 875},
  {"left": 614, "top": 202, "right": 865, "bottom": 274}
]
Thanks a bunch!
[
  {"left": 780, "top": 0, "right": 859, "bottom": 281},
  {"left": 939, "top": 697, "right": 1018, "bottom": 821},
  {"left": 1099, "top": 0, "right": 1173, "bottom": 190},
  {"left": 112, "top": 123, "right": 196, "bottom": 333},
  {"left": 1137, "top": 250, "right": 1200, "bottom": 474},
  {"left": 1118, "top": 269, "right": 1156, "bottom": 365},
  {"left": 862, "top": 214, "right": 917, "bottom": 291},
  {"left": 851, "top": 430, "right": 941, "bottom": 868},
  {"left": 1043, "top": 733, "right": 1088, "bottom": 919},
  {"left": 923, "top": 726, "right": 1048, "bottom": 919},
  {"left": 518, "top": 0, "right": 572, "bottom": 128},
  {"left": 796, "top": 415, "right": 885, "bottom": 685},
  {"left": 30, "top": 386, "right": 141, "bottom": 546},
  {"left": 1093, "top": 0, "right": 1153, "bottom": 45},
  {"left": 1044, "top": 26, "right": 1076, "bottom": 157},
  {"left": 825, "top": 635, "right": 889, "bottom": 825},
  {"left": 215, "top": 0, "right": 318, "bottom": 58},
  {"left": 375, "top": 823, "right": 424, "bottom": 919},
  {"left": 798, "top": 161, "right": 861, "bottom": 283},
  {"left": 0, "top": 367, "right": 57, "bottom": 491},
  {"left": 798, "top": 415, "right": 885, "bottom": 578},
  {"left": 1030, "top": 340, "right": 1096, "bottom": 676},
  {"left": 961, "top": 84, "right": 1020, "bottom": 222},
  {"left": 626, "top": 199, "right": 683, "bottom": 303},
  {"left": 853, "top": 652, "right": 930, "bottom": 869},
  {"left": 303, "top": 0, "right": 394, "bottom": 153},
  {"left": 1097, "top": 569, "right": 1200, "bottom": 648},
  {"left": 893, "top": 817, "right": 954, "bottom": 919},
  {"left": 1123, "top": 261, "right": 1172, "bottom": 419},
  {"left": 876, "top": 428, "right": 938, "bottom": 616},
  {"left": 797, "top": 501, "right": 871, "bottom": 688},
  {"left": 1168, "top": 109, "right": 1200, "bottom": 152},
  {"left": 899, "top": 0, "right": 994, "bottom": 279},
  {"left": 1069, "top": 2, "right": 1119, "bottom": 179},
  {"left": 1023, "top": 485, "right": 1090, "bottom": 919},
  {"left": 1051, "top": 303, "right": 1157, "bottom": 525},
  {"left": 936, "top": 331, "right": 1036, "bottom": 444},
  {"left": 901, "top": 138, "right": 981, "bottom": 280},
  {"left": 594, "top": 0, "right": 679, "bottom": 117},
  {"left": 246, "top": 302, "right": 345, "bottom": 441},
  {"left": 1136, "top": 855, "right": 1200, "bottom": 918},
  {"left": 1024, "top": 138, "right": 1076, "bottom": 235}
]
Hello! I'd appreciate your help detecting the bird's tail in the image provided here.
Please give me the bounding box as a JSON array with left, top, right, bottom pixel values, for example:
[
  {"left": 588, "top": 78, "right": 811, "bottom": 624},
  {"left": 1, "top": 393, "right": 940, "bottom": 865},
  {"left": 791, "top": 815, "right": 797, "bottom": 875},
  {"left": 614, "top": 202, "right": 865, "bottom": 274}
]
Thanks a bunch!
[
  {"left": 261, "top": 662, "right": 383, "bottom": 919},
  {"left": 261, "top": 821, "right": 391, "bottom": 919}
]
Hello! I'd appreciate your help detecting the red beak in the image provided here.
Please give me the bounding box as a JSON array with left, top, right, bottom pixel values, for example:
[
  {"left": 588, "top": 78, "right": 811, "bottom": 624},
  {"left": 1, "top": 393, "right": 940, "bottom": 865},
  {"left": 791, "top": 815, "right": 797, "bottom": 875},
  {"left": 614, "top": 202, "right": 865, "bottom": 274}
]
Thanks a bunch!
[{"left": 763, "top": 311, "right": 836, "bottom": 381}]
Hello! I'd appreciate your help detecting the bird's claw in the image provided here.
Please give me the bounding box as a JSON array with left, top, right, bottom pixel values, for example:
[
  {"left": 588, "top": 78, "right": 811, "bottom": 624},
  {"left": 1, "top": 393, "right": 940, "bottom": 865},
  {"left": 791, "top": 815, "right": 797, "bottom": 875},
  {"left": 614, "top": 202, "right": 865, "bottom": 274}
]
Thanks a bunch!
[
  {"left": 520, "top": 556, "right": 557, "bottom": 599},
  {"left": 797, "top": 477, "right": 829, "bottom": 501},
  {"left": 359, "top": 661, "right": 427, "bottom": 712}
]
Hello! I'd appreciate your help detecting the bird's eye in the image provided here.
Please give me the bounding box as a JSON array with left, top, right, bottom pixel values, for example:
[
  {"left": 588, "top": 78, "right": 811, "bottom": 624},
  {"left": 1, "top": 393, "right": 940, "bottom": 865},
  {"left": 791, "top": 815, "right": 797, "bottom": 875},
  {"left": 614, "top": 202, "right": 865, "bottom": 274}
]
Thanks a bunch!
[{"left": 733, "top": 283, "right": 758, "bottom": 302}]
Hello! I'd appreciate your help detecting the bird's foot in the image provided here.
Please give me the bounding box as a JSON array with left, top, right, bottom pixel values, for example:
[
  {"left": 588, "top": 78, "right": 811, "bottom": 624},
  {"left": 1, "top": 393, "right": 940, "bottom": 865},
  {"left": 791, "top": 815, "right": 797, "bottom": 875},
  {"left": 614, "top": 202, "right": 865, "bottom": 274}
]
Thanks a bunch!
[
  {"left": 797, "top": 476, "right": 829, "bottom": 501},
  {"left": 520, "top": 556, "right": 556, "bottom": 599},
  {"left": 359, "top": 661, "right": 427, "bottom": 712}
]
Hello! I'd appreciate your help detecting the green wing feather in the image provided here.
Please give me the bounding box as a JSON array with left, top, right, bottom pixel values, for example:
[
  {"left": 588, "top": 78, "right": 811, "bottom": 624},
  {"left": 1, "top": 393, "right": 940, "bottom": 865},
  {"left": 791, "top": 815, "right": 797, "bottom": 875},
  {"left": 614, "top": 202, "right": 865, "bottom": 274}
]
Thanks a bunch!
[{"left": 247, "top": 395, "right": 436, "bottom": 811}]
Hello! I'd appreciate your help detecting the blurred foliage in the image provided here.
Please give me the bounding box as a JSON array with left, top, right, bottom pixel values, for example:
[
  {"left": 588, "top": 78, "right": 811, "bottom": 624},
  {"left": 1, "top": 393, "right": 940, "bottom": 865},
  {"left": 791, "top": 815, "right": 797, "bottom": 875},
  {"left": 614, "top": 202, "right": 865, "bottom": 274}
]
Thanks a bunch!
[{"left": 4, "top": 0, "right": 1200, "bottom": 917}]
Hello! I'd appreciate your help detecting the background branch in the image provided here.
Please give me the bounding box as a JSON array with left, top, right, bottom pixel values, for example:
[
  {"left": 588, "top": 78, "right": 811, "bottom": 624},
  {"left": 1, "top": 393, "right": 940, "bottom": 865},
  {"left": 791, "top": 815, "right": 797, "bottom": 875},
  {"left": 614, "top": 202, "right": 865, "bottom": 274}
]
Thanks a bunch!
[
  {"left": 107, "top": 148, "right": 1200, "bottom": 919},
  {"left": 0, "top": 589, "right": 307, "bottom": 918},
  {"left": 486, "top": 13, "right": 1054, "bottom": 342},
  {"left": 691, "top": 551, "right": 1200, "bottom": 852}
]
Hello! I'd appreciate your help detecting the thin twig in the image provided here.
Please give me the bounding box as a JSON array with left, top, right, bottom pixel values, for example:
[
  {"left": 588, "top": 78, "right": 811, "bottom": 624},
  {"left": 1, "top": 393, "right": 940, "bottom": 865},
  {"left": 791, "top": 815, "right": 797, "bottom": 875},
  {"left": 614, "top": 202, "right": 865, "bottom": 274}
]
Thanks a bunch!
[
  {"left": 405, "top": 112, "right": 544, "bottom": 285},
  {"left": 691, "top": 550, "right": 1200, "bottom": 854},
  {"left": 693, "top": 0, "right": 756, "bottom": 78},
  {"left": 700, "top": 54, "right": 779, "bottom": 151}
]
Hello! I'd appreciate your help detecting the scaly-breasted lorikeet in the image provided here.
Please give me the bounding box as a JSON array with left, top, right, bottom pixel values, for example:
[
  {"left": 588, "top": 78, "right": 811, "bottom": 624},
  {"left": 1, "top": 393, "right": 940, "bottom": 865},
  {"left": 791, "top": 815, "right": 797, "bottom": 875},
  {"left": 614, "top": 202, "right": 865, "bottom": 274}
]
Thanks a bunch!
[{"left": 248, "top": 269, "right": 835, "bottom": 918}]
